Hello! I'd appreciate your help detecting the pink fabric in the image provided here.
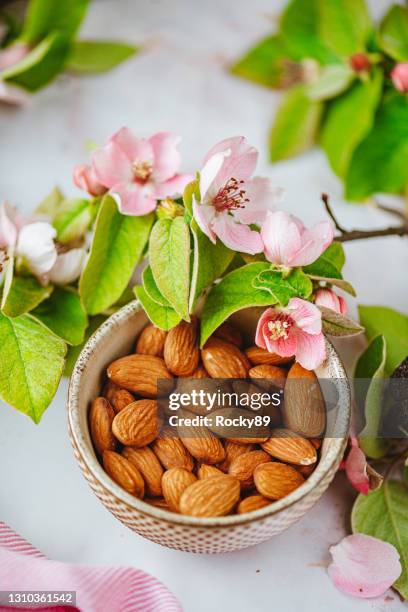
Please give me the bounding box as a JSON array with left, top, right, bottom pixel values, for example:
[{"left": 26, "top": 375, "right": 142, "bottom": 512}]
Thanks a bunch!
[{"left": 0, "top": 522, "right": 181, "bottom": 612}]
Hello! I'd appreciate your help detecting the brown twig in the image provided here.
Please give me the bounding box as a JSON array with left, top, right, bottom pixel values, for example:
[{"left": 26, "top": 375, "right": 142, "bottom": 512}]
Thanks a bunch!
[
  {"left": 373, "top": 200, "right": 408, "bottom": 222},
  {"left": 321, "top": 194, "right": 408, "bottom": 243}
]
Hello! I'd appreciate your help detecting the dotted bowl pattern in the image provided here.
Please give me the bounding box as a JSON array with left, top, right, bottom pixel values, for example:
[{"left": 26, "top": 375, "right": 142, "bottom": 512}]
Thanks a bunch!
[{"left": 68, "top": 301, "right": 350, "bottom": 554}]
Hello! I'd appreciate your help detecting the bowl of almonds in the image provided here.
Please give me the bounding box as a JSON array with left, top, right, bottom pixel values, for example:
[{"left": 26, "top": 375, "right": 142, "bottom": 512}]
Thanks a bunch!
[{"left": 68, "top": 301, "right": 350, "bottom": 553}]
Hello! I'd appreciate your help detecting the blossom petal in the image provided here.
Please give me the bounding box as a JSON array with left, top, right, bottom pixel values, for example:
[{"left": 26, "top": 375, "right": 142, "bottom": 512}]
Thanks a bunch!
[
  {"left": 255, "top": 308, "right": 297, "bottom": 357},
  {"left": 149, "top": 132, "right": 182, "bottom": 182},
  {"left": 344, "top": 446, "right": 370, "bottom": 495},
  {"left": 314, "top": 288, "right": 347, "bottom": 314},
  {"left": 211, "top": 214, "right": 263, "bottom": 254},
  {"left": 261, "top": 211, "right": 302, "bottom": 266},
  {"left": 192, "top": 198, "right": 217, "bottom": 243},
  {"left": 0, "top": 42, "right": 29, "bottom": 70},
  {"left": 287, "top": 297, "right": 322, "bottom": 334},
  {"left": 232, "top": 177, "right": 282, "bottom": 225},
  {"left": 203, "top": 136, "right": 258, "bottom": 180},
  {"left": 92, "top": 142, "right": 133, "bottom": 188},
  {"left": 0, "top": 81, "right": 28, "bottom": 106},
  {"left": 111, "top": 182, "right": 157, "bottom": 216},
  {"left": 16, "top": 222, "right": 57, "bottom": 276},
  {"left": 328, "top": 534, "right": 401, "bottom": 599},
  {"left": 49, "top": 248, "right": 86, "bottom": 285},
  {"left": 293, "top": 330, "right": 326, "bottom": 370},
  {"left": 154, "top": 173, "right": 195, "bottom": 199},
  {"left": 73, "top": 165, "right": 107, "bottom": 197},
  {"left": 110, "top": 127, "right": 153, "bottom": 163},
  {"left": 0, "top": 202, "right": 19, "bottom": 248},
  {"left": 255, "top": 308, "right": 275, "bottom": 348},
  {"left": 288, "top": 221, "right": 334, "bottom": 267},
  {"left": 199, "top": 151, "right": 228, "bottom": 202}
]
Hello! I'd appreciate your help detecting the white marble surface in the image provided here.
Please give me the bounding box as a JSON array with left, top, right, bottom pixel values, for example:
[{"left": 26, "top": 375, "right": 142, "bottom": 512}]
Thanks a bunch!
[{"left": 0, "top": 1, "right": 407, "bottom": 610}]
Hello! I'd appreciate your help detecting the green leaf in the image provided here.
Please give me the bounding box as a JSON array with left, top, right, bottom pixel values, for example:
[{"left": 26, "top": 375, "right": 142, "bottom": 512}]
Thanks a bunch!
[
  {"left": 32, "top": 287, "right": 88, "bottom": 345},
  {"left": 346, "top": 93, "right": 408, "bottom": 200},
  {"left": 53, "top": 198, "right": 93, "bottom": 243},
  {"left": 270, "top": 85, "right": 323, "bottom": 161},
  {"left": 22, "top": 0, "right": 89, "bottom": 43},
  {"left": 189, "top": 219, "right": 234, "bottom": 311},
  {"left": 149, "top": 217, "right": 191, "bottom": 320},
  {"left": 142, "top": 265, "right": 170, "bottom": 307},
  {"left": 352, "top": 481, "right": 408, "bottom": 599},
  {"left": 64, "top": 314, "right": 107, "bottom": 376},
  {"left": 378, "top": 4, "right": 408, "bottom": 61},
  {"left": 303, "top": 241, "right": 345, "bottom": 278},
  {"left": 358, "top": 305, "right": 408, "bottom": 375},
  {"left": 307, "top": 274, "right": 356, "bottom": 296},
  {"left": 134, "top": 285, "right": 181, "bottom": 331},
  {"left": 320, "top": 305, "right": 364, "bottom": 337},
  {"left": 307, "top": 64, "right": 354, "bottom": 101},
  {"left": 280, "top": 0, "right": 337, "bottom": 63},
  {"left": 321, "top": 69, "right": 383, "bottom": 177},
  {"left": 253, "top": 268, "right": 313, "bottom": 305},
  {"left": 355, "top": 334, "right": 389, "bottom": 458},
  {"left": 67, "top": 40, "right": 137, "bottom": 73},
  {"left": 230, "top": 35, "right": 288, "bottom": 88},
  {"left": 79, "top": 195, "right": 153, "bottom": 315},
  {"left": 318, "top": 0, "right": 372, "bottom": 57},
  {"left": 2, "top": 32, "right": 70, "bottom": 91},
  {"left": 182, "top": 178, "right": 199, "bottom": 216},
  {"left": 1, "top": 275, "right": 53, "bottom": 318},
  {"left": 200, "top": 263, "right": 275, "bottom": 347},
  {"left": 35, "top": 186, "right": 64, "bottom": 220},
  {"left": 0, "top": 311, "right": 66, "bottom": 423}
]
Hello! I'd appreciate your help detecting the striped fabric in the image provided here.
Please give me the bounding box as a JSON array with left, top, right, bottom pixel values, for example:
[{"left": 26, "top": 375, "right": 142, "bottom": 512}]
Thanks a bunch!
[{"left": 0, "top": 523, "right": 182, "bottom": 612}]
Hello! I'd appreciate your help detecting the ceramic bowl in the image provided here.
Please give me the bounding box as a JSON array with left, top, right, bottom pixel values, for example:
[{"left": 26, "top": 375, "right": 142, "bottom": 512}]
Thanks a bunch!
[{"left": 67, "top": 301, "right": 350, "bottom": 554}]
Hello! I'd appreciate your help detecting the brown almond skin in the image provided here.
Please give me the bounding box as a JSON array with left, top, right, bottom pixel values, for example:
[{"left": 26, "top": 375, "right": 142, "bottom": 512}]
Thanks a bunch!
[
  {"left": 112, "top": 400, "right": 158, "bottom": 447},
  {"left": 107, "top": 354, "right": 172, "bottom": 398},
  {"left": 228, "top": 450, "right": 271, "bottom": 489},
  {"left": 201, "top": 337, "right": 250, "bottom": 378},
  {"left": 103, "top": 381, "right": 135, "bottom": 414},
  {"left": 164, "top": 318, "right": 200, "bottom": 376},
  {"left": 217, "top": 440, "right": 255, "bottom": 473},
  {"left": 191, "top": 364, "right": 209, "bottom": 378},
  {"left": 144, "top": 497, "right": 172, "bottom": 511},
  {"left": 178, "top": 415, "right": 226, "bottom": 464},
  {"left": 103, "top": 451, "right": 145, "bottom": 498},
  {"left": 89, "top": 397, "right": 117, "bottom": 457},
  {"left": 122, "top": 446, "right": 163, "bottom": 497},
  {"left": 179, "top": 475, "right": 240, "bottom": 517},
  {"left": 226, "top": 436, "right": 269, "bottom": 445},
  {"left": 162, "top": 467, "right": 197, "bottom": 511},
  {"left": 249, "top": 365, "right": 287, "bottom": 390},
  {"left": 296, "top": 464, "right": 316, "bottom": 477},
  {"left": 245, "top": 346, "right": 293, "bottom": 366},
  {"left": 254, "top": 462, "right": 304, "bottom": 500},
  {"left": 261, "top": 429, "right": 317, "bottom": 466},
  {"left": 197, "top": 464, "right": 224, "bottom": 479},
  {"left": 237, "top": 495, "right": 270, "bottom": 514},
  {"left": 213, "top": 322, "right": 243, "bottom": 347},
  {"left": 136, "top": 324, "right": 167, "bottom": 357},
  {"left": 152, "top": 429, "right": 194, "bottom": 471},
  {"left": 283, "top": 363, "right": 326, "bottom": 437}
]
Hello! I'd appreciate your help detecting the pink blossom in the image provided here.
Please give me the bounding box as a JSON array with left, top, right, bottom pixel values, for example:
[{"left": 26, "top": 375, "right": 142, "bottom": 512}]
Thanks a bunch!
[
  {"left": 73, "top": 164, "right": 107, "bottom": 197},
  {"left": 328, "top": 534, "right": 401, "bottom": 598},
  {"left": 255, "top": 298, "right": 326, "bottom": 370},
  {"left": 261, "top": 210, "right": 333, "bottom": 267},
  {"left": 315, "top": 288, "right": 347, "bottom": 314},
  {"left": 193, "top": 137, "right": 282, "bottom": 254},
  {"left": 391, "top": 63, "right": 408, "bottom": 93},
  {"left": 48, "top": 248, "right": 86, "bottom": 285},
  {"left": 0, "top": 43, "right": 30, "bottom": 106},
  {"left": 341, "top": 438, "right": 382, "bottom": 495},
  {"left": 91, "top": 128, "right": 193, "bottom": 215}
]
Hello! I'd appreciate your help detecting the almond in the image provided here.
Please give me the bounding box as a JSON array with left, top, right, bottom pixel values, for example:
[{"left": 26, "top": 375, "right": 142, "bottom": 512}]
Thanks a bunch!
[
  {"left": 103, "top": 381, "right": 135, "bottom": 413},
  {"left": 144, "top": 497, "right": 172, "bottom": 511},
  {"left": 151, "top": 429, "right": 194, "bottom": 471},
  {"left": 179, "top": 475, "right": 240, "bottom": 517},
  {"left": 310, "top": 438, "right": 322, "bottom": 449},
  {"left": 122, "top": 446, "right": 163, "bottom": 497},
  {"left": 201, "top": 337, "right": 250, "bottom": 378},
  {"left": 162, "top": 467, "right": 197, "bottom": 511},
  {"left": 254, "top": 462, "right": 304, "bottom": 500},
  {"left": 136, "top": 324, "right": 167, "bottom": 357},
  {"left": 226, "top": 436, "right": 269, "bottom": 445},
  {"left": 249, "top": 365, "right": 287, "bottom": 390},
  {"left": 164, "top": 318, "right": 200, "bottom": 376},
  {"left": 175, "top": 378, "right": 230, "bottom": 416},
  {"left": 107, "top": 354, "right": 172, "bottom": 398},
  {"left": 283, "top": 363, "right": 326, "bottom": 437},
  {"left": 178, "top": 413, "right": 226, "bottom": 464},
  {"left": 237, "top": 495, "right": 270, "bottom": 514},
  {"left": 228, "top": 450, "right": 271, "bottom": 489},
  {"left": 296, "top": 464, "right": 316, "bottom": 477},
  {"left": 261, "top": 429, "right": 317, "bottom": 465},
  {"left": 112, "top": 400, "right": 158, "bottom": 446},
  {"left": 245, "top": 346, "right": 293, "bottom": 366},
  {"left": 103, "top": 450, "right": 145, "bottom": 498},
  {"left": 213, "top": 322, "right": 242, "bottom": 347},
  {"left": 191, "top": 364, "right": 209, "bottom": 378},
  {"left": 89, "top": 397, "right": 117, "bottom": 456},
  {"left": 217, "top": 440, "right": 255, "bottom": 472},
  {"left": 197, "top": 464, "right": 224, "bottom": 479}
]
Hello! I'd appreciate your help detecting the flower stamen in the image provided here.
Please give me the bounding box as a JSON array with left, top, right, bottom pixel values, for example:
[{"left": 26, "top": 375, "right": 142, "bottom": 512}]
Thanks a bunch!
[
  {"left": 267, "top": 314, "right": 292, "bottom": 340},
  {"left": 132, "top": 160, "right": 153, "bottom": 183},
  {"left": 212, "top": 177, "right": 249, "bottom": 212}
]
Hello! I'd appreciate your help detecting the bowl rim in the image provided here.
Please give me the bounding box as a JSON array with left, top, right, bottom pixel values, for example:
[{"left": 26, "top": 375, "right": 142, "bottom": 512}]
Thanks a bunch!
[{"left": 68, "top": 300, "right": 351, "bottom": 528}]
